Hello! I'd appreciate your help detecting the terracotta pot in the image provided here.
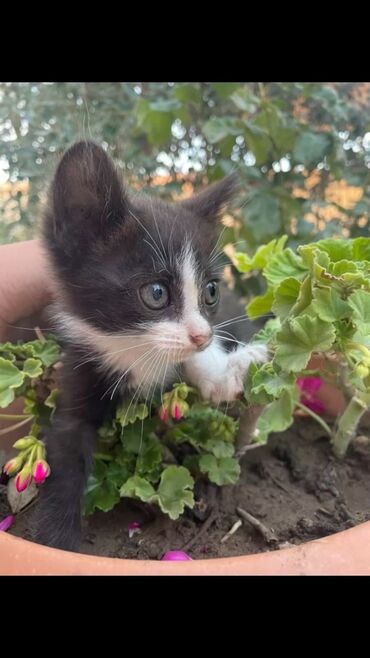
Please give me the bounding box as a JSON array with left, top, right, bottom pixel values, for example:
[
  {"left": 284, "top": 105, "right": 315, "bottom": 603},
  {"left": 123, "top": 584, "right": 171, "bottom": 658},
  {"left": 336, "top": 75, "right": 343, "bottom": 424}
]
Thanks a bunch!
[
  {"left": 1, "top": 356, "right": 368, "bottom": 575},
  {"left": 1, "top": 407, "right": 369, "bottom": 574},
  {"left": 1, "top": 518, "right": 370, "bottom": 575}
]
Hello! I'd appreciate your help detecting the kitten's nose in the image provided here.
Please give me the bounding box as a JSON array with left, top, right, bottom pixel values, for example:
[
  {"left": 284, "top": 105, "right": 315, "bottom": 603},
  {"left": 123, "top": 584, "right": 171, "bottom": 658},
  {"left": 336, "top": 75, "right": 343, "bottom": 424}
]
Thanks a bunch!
[{"left": 189, "top": 332, "right": 211, "bottom": 349}]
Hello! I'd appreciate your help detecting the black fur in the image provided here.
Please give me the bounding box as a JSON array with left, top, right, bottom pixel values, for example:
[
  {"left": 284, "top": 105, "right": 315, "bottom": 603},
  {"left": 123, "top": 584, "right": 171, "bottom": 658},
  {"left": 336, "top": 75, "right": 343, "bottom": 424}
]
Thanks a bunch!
[{"left": 34, "top": 141, "right": 246, "bottom": 551}]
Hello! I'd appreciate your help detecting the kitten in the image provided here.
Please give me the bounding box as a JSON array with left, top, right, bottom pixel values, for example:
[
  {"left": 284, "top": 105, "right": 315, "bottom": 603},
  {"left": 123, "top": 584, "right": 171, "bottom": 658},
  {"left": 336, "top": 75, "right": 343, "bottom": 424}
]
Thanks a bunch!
[{"left": 34, "top": 141, "right": 267, "bottom": 551}]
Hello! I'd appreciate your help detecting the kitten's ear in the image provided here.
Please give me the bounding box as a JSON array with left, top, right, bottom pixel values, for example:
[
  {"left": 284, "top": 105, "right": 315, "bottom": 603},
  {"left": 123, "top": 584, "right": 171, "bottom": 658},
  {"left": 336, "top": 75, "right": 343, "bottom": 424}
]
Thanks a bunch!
[
  {"left": 181, "top": 173, "right": 239, "bottom": 221},
  {"left": 48, "top": 141, "right": 126, "bottom": 249}
]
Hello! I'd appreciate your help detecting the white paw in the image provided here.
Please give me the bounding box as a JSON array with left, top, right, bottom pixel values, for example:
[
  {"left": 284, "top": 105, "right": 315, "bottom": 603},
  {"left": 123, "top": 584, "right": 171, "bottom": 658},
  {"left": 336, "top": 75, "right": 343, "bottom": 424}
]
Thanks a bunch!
[{"left": 198, "top": 343, "right": 269, "bottom": 404}]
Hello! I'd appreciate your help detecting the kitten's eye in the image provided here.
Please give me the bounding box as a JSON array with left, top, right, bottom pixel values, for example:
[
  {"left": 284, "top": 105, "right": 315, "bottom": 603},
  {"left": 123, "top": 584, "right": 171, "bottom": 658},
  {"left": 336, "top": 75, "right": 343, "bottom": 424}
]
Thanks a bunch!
[
  {"left": 140, "top": 283, "right": 169, "bottom": 310},
  {"left": 204, "top": 281, "right": 219, "bottom": 306}
]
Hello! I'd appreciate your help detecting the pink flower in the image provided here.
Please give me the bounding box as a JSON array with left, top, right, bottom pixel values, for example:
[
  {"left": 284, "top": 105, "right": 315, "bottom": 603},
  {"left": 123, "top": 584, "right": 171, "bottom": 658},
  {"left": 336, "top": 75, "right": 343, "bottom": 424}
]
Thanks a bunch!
[
  {"left": 15, "top": 469, "right": 31, "bottom": 493},
  {"left": 128, "top": 522, "right": 141, "bottom": 539},
  {"left": 0, "top": 515, "right": 14, "bottom": 532},
  {"left": 3, "top": 458, "right": 20, "bottom": 476},
  {"left": 33, "top": 459, "right": 50, "bottom": 486},
  {"left": 159, "top": 406, "right": 169, "bottom": 422},
  {"left": 172, "top": 404, "right": 182, "bottom": 421},
  {"left": 297, "top": 377, "right": 325, "bottom": 415},
  {"left": 161, "top": 551, "right": 192, "bottom": 561}
]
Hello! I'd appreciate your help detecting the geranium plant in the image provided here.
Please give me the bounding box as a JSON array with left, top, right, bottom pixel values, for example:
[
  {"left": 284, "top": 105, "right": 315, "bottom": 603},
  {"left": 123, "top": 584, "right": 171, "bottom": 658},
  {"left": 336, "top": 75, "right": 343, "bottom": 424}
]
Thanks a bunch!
[
  {"left": 2, "top": 235, "right": 370, "bottom": 524},
  {"left": 237, "top": 235, "right": 370, "bottom": 457}
]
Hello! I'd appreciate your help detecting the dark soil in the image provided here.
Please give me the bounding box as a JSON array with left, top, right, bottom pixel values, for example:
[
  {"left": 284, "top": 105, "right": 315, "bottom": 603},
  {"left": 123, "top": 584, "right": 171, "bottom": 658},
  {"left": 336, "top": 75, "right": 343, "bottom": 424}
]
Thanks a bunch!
[{"left": 2, "top": 418, "right": 370, "bottom": 560}]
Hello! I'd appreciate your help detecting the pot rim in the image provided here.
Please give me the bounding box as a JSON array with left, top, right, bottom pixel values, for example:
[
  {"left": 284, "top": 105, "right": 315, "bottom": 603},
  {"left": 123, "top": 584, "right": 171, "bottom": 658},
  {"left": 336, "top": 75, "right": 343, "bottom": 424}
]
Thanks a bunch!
[{"left": 1, "top": 519, "right": 370, "bottom": 575}]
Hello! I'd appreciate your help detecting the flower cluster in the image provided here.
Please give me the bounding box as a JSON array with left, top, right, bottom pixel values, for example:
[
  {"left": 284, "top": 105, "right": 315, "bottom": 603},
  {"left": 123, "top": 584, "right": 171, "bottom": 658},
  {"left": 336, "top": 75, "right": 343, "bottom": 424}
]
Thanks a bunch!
[
  {"left": 158, "top": 383, "right": 194, "bottom": 422},
  {"left": 2, "top": 436, "right": 50, "bottom": 493}
]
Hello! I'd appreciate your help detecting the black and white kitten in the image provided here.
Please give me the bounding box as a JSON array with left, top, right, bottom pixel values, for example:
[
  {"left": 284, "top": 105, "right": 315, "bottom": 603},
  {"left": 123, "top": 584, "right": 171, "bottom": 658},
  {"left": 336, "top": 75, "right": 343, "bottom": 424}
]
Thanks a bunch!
[{"left": 34, "top": 141, "right": 267, "bottom": 551}]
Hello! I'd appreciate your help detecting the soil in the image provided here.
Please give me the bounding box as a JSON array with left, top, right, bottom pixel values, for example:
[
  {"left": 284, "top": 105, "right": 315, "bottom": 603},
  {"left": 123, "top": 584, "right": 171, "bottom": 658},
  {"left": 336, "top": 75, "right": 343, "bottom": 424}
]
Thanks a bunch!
[{"left": 2, "top": 418, "right": 370, "bottom": 560}]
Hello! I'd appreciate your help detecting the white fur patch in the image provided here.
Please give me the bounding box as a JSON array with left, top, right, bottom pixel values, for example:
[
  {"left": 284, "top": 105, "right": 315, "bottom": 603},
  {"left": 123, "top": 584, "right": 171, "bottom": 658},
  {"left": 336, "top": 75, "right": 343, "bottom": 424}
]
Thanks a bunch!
[
  {"left": 53, "top": 310, "right": 178, "bottom": 395},
  {"left": 180, "top": 245, "right": 210, "bottom": 340},
  {"left": 183, "top": 338, "right": 268, "bottom": 404}
]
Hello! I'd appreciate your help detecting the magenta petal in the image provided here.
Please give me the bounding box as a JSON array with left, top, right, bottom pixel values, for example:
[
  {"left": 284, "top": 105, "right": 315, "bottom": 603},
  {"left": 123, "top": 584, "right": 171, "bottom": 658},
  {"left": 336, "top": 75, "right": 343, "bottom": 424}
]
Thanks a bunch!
[
  {"left": 0, "top": 515, "right": 14, "bottom": 532},
  {"left": 159, "top": 407, "right": 169, "bottom": 422},
  {"left": 128, "top": 521, "right": 141, "bottom": 538},
  {"left": 173, "top": 405, "right": 182, "bottom": 421},
  {"left": 161, "top": 551, "right": 192, "bottom": 561},
  {"left": 300, "top": 394, "right": 326, "bottom": 415},
  {"left": 33, "top": 460, "right": 50, "bottom": 485},
  {"left": 297, "top": 377, "right": 322, "bottom": 394},
  {"left": 15, "top": 472, "right": 31, "bottom": 493}
]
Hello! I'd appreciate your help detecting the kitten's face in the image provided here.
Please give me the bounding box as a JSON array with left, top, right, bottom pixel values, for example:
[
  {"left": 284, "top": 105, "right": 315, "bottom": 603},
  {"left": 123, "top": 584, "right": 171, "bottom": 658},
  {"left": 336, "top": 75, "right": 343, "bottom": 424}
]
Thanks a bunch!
[{"left": 43, "top": 141, "right": 237, "bottom": 379}]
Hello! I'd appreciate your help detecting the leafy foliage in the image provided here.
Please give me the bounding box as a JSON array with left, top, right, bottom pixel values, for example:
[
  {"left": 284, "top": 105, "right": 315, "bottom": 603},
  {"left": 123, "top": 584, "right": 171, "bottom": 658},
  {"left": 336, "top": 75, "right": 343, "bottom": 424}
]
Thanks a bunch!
[
  {"left": 1, "top": 82, "right": 369, "bottom": 256},
  {"left": 239, "top": 236, "right": 370, "bottom": 454}
]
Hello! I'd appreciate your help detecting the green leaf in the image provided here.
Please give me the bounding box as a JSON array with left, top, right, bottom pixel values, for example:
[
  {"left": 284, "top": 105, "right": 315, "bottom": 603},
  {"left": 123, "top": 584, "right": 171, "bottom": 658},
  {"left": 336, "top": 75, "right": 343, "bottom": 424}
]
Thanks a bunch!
[
  {"left": 312, "top": 287, "right": 351, "bottom": 322},
  {"left": 251, "top": 318, "right": 281, "bottom": 344},
  {"left": 30, "top": 340, "right": 60, "bottom": 367},
  {"left": 293, "top": 132, "right": 330, "bottom": 167},
  {"left": 247, "top": 289, "right": 273, "bottom": 320},
  {"left": 353, "top": 238, "right": 370, "bottom": 262},
  {"left": 136, "top": 436, "right": 163, "bottom": 479},
  {"left": 211, "top": 83, "right": 241, "bottom": 98},
  {"left": 243, "top": 193, "right": 281, "bottom": 243},
  {"left": 315, "top": 238, "right": 353, "bottom": 262},
  {"left": 230, "top": 87, "right": 259, "bottom": 113},
  {"left": 23, "top": 358, "right": 43, "bottom": 378},
  {"left": 243, "top": 124, "right": 271, "bottom": 165},
  {"left": 275, "top": 315, "right": 336, "bottom": 371},
  {"left": 0, "top": 357, "right": 25, "bottom": 399},
  {"left": 272, "top": 277, "right": 301, "bottom": 319},
  {"left": 348, "top": 290, "right": 370, "bottom": 324},
  {"left": 0, "top": 388, "right": 15, "bottom": 408},
  {"left": 174, "top": 83, "right": 202, "bottom": 104},
  {"left": 85, "top": 478, "right": 120, "bottom": 514},
  {"left": 106, "top": 461, "right": 131, "bottom": 488},
  {"left": 204, "top": 439, "right": 235, "bottom": 458},
  {"left": 156, "top": 466, "right": 194, "bottom": 520},
  {"left": 120, "top": 475, "right": 156, "bottom": 502},
  {"left": 199, "top": 454, "right": 240, "bottom": 486},
  {"left": 203, "top": 117, "right": 243, "bottom": 144},
  {"left": 255, "top": 390, "right": 295, "bottom": 443},
  {"left": 44, "top": 389, "right": 59, "bottom": 409},
  {"left": 264, "top": 249, "right": 307, "bottom": 286},
  {"left": 236, "top": 237, "right": 288, "bottom": 274},
  {"left": 250, "top": 363, "right": 296, "bottom": 399},
  {"left": 116, "top": 401, "right": 148, "bottom": 428}
]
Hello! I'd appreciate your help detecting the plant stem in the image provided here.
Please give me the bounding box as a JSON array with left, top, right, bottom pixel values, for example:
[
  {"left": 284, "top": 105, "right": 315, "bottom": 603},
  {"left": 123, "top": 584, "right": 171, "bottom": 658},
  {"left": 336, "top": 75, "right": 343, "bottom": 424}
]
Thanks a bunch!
[
  {"left": 0, "top": 414, "right": 32, "bottom": 421},
  {"left": 235, "top": 404, "right": 263, "bottom": 458},
  {"left": 332, "top": 396, "right": 368, "bottom": 458},
  {"left": 295, "top": 402, "right": 333, "bottom": 439}
]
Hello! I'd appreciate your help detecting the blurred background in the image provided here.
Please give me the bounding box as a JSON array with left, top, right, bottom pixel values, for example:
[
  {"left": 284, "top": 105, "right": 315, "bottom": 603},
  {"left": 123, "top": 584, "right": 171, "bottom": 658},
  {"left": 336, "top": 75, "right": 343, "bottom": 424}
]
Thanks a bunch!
[{"left": 0, "top": 82, "right": 369, "bottom": 295}]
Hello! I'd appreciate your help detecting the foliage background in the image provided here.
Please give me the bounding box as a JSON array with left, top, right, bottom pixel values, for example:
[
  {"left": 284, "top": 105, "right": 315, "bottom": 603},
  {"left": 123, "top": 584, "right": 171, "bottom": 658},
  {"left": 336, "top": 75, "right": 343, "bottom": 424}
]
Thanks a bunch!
[{"left": 1, "top": 82, "right": 369, "bottom": 269}]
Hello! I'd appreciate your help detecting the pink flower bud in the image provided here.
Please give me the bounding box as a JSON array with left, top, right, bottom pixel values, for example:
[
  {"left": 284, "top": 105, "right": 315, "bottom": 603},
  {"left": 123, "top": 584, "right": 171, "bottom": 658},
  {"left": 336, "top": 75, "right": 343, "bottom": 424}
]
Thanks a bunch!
[
  {"left": 172, "top": 404, "right": 182, "bottom": 421},
  {"left": 159, "top": 406, "right": 169, "bottom": 422},
  {"left": 3, "top": 458, "right": 19, "bottom": 476},
  {"left": 128, "top": 521, "right": 141, "bottom": 539},
  {"left": 0, "top": 515, "right": 14, "bottom": 532},
  {"left": 33, "top": 459, "right": 50, "bottom": 485},
  {"left": 161, "top": 551, "right": 192, "bottom": 561},
  {"left": 15, "top": 468, "right": 31, "bottom": 493}
]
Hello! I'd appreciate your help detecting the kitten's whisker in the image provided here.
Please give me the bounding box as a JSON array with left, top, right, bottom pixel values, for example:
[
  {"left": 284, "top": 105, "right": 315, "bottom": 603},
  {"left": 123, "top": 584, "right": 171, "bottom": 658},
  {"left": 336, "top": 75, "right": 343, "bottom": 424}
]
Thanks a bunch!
[
  {"left": 101, "top": 346, "right": 157, "bottom": 401},
  {"left": 122, "top": 349, "right": 164, "bottom": 430},
  {"left": 74, "top": 340, "right": 158, "bottom": 369},
  {"left": 208, "top": 225, "right": 227, "bottom": 263},
  {"left": 150, "top": 196, "right": 167, "bottom": 266},
  {"left": 214, "top": 314, "right": 251, "bottom": 328},
  {"left": 128, "top": 208, "right": 168, "bottom": 271},
  {"left": 215, "top": 333, "right": 246, "bottom": 348}
]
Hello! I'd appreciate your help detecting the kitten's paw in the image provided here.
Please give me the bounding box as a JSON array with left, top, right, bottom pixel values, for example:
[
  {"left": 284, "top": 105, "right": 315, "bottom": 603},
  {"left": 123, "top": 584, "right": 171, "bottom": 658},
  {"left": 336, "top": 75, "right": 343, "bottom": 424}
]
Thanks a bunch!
[{"left": 198, "top": 343, "right": 269, "bottom": 404}]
